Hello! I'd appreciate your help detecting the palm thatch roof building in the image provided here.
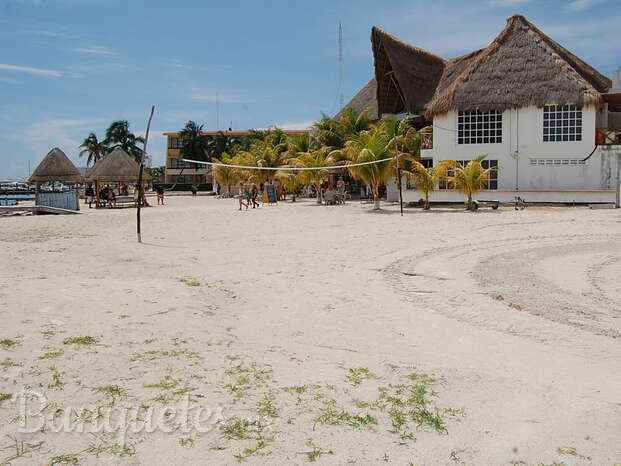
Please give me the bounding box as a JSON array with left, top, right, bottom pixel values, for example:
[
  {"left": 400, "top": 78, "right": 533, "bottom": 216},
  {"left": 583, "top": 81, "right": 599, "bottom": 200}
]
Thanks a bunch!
[
  {"left": 86, "top": 147, "right": 150, "bottom": 183},
  {"left": 359, "top": 14, "right": 620, "bottom": 204},
  {"left": 366, "top": 15, "right": 612, "bottom": 120},
  {"left": 29, "top": 148, "right": 84, "bottom": 184},
  {"left": 28, "top": 148, "right": 84, "bottom": 211},
  {"left": 336, "top": 79, "right": 378, "bottom": 120}
]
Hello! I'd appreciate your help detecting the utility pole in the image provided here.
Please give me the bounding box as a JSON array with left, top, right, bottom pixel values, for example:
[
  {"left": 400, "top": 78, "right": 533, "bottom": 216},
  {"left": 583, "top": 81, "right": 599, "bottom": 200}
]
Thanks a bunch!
[
  {"left": 216, "top": 91, "right": 220, "bottom": 131},
  {"left": 338, "top": 21, "right": 344, "bottom": 110}
]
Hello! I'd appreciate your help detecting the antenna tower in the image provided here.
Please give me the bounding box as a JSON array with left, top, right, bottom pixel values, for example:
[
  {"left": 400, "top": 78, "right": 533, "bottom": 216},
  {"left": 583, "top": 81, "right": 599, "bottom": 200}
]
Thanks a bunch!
[{"left": 338, "top": 21, "right": 344, "bottom": 110}]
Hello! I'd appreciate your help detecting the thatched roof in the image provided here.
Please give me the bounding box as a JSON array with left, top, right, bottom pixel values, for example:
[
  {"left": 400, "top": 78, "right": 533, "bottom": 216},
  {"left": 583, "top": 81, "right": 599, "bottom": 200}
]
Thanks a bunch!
[
  {"left": 371, "top": 26, "right": 446, "bottom": 116},
  {"left": 86, "top": 147, "right": 150, "bottom": 182},
  {"left": 371, "top": 15, "right": 612, "bottom": 119},
  {"left": 336, "top": 78, "right": 378, "bottom": 120},
  {"left": 29, "top": 148, "right": 84, "bottom": 183}
]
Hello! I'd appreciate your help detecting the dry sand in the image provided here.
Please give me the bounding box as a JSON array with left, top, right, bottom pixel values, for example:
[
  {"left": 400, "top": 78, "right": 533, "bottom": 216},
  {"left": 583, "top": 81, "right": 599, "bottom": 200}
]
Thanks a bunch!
[{"left": 0, "top": 196, "right": 620, "bottom": 465}]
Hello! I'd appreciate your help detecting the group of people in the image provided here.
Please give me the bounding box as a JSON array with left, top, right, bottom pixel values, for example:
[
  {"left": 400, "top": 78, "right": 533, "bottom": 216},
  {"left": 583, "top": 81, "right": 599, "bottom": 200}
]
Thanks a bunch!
[
  {"left": 238, "top": 183, "right": 261, "bottom": 210},
  {"left": 84, "top": 183, "right": 150, "bottom": 208}
]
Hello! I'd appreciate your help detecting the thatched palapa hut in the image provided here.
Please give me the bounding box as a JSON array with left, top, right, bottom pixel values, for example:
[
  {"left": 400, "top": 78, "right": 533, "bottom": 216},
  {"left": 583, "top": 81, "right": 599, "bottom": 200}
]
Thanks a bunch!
[
  {"left": 29, "top": 147, "right": 84, "bottom": 211},
  {"left": 86, "top": 147, "right": 150, "bottom": 207}
]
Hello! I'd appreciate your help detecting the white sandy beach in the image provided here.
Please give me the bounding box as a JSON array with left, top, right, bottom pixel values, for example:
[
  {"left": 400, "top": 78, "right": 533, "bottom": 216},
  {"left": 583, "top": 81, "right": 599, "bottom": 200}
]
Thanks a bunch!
[{"left": 1, "top": 196, "right": 620, "bottom": 465}]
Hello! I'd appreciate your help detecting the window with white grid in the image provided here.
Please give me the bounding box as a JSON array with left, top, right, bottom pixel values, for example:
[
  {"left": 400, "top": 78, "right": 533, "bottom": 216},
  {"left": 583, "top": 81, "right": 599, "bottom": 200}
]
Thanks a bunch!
[
  {"left": 543, "top": 105, "right": 582, "bottom": 142},
  {"left": 457, "top": 110, "right": 502, "bottom": 144}
]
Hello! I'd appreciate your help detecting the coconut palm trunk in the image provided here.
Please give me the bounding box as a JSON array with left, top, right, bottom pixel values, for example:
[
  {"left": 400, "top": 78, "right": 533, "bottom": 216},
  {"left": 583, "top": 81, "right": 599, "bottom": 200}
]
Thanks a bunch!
[{"left": 372, "top": 185, "right": 381, "bottom": 210}]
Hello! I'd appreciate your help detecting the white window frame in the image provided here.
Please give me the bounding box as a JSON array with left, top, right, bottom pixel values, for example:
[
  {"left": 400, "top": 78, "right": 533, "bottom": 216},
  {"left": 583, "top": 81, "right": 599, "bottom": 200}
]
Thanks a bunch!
[
  {"left": 457, "top": 110, "right": 503, "bottom": 145},
  {"left": 543, "top": 105, "right": 582, "bottom": 142}
]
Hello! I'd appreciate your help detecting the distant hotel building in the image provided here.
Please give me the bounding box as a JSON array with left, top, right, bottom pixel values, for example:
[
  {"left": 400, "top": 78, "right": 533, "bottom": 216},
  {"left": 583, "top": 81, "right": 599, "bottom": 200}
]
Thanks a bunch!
[{"left": 162, "top": 129, "right": 308, "bottom": 187}]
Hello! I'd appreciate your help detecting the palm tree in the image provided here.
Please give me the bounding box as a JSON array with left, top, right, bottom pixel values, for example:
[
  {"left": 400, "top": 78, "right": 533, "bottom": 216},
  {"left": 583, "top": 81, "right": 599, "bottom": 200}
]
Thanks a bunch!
[
  {"left": 211, "top": 152, "right": 240, "bottom": 197},
  {"left": 338, "top": 107, "right": 373, "bottom": 139},
  {"left": 237, "top": 137, "right": 287, "bottom": 184},
  {"left": 104, "top": 120, "right": 145, "bottom": 162},
  {"left": 313, "top": 114, "right": 346, "bottom": 149},
  {"left": 78, "top": 133, "right": 108, "bottom": 167},
  {"left": 408, "top": 160, "right": 438, "bottom": 210},
  {"left": 335, "top": 126, "right": 393, "bottom": 210},
  {"left": 275, "top": 171, "right": 301, "bottom": 202},
  {"left": 437, "top": 156, "right": 493, "bottom": 210},
  {"left": 179, "top": 121, "right": 210, "bottom": 161},
  {"left": 289, "top": 148, "right": 336, "bottom": 204},
  {"left": 383, "top": 117, "right": 423, "bottom": 199}
]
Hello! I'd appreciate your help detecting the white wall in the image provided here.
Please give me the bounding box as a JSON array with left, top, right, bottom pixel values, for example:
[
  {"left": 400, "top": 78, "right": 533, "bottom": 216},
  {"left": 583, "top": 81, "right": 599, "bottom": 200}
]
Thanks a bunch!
[{"left": 390, "top": 106, "right": 620, "bottom": 203}]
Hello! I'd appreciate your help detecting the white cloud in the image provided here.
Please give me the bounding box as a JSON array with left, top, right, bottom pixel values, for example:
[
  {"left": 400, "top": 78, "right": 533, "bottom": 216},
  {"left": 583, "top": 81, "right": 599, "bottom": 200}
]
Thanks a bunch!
[
  {"left": 136, "top": 130, "right": 167, "bottom": 167},
  {"left": 488, "top": 0, "right": 532, "bottom": 6},
  {"left": 187, "top": 88, "right": 249, "bottom": 104},
  {"left": 0, "top": 63, "right": 63, "bottom": 77},
  {"left": 71, "top": 45, "right": 116, "bottom": 57},
  {"left": 567, "top": 0, "right": 606, "bottom": 10},
  {"left": 23, "top": 29, "right": 72, "bottom": 39},
  {"left": 10, "top": 118, "right": 109, "bottom": 169},
  {"left": 276, "top": 120, "right": 315, "bottom": 130}
]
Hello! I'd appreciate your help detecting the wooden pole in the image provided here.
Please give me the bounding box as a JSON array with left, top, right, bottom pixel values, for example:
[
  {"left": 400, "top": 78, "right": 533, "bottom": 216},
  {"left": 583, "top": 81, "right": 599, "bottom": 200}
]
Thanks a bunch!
[
  {"left": 137, "top": 105, "right": 155, "bottom": 243},
  {"left": 615, "top": 149, "right": 621, "bottom": 209},
  {"left": 397, "top": 157, "right": 403, "bottom": 217}
]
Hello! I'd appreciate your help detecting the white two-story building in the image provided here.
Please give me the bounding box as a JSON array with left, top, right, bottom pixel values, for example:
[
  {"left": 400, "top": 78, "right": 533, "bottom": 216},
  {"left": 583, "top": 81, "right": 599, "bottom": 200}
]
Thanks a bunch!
[{"left": 343, "top": 15, "right": 621, "bottom": 204}]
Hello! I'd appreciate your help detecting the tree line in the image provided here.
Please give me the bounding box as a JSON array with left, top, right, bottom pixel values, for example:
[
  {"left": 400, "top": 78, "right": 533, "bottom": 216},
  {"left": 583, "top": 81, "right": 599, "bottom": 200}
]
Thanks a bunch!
[
  {"left": 80, "top": 109, "right": 493, "bottom": 210},
  {"left": 177, "top": 108, "right": 493, "bottom": 210}
]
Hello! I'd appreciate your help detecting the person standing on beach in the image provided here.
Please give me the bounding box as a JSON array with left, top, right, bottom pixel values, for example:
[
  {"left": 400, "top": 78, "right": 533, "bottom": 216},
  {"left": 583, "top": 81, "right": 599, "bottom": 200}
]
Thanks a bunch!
[
  {"left": 250, "top": 184, "right": 259, "bottom": 208},
  {"left": 156, "top": 185, "right": 165, "bottom": 205},
  {"left": 85, "top": 184, "right": 94, "bottom": 208},
  {"left": 238, "top": 182, "right": 248, "bottom": 210}
]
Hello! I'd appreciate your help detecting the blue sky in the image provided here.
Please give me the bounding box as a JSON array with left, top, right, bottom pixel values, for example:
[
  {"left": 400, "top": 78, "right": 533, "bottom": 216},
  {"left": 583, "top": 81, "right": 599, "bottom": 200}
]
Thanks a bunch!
[{"left": 0, "top": 0, "right": 619, "bottom": 179}]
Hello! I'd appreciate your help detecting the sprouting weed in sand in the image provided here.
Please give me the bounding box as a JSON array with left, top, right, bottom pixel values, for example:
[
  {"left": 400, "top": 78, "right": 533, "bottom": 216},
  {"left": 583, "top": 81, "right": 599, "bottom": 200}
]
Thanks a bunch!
[
  {"left": 352, "top": 398, "right": 370, "bottom": 409},
  {"left": 256, "top": 393, "right": 278, "bottom": 418},
  {"left": 0, "top": 357, "right": 22, "bottom": 369},
  {"left": 144, "top": 375, "right": 181, "bottom": 390},
  {"left": 299, "top": 441, "right": 333, "bottom": 463},
  {"left": 179, "top": 436, "right": 195, "bottom": 448},
  {"left": 344, "top": 367, "right": 379, "bottom": 387},
  {"left": 219, "top": 418, "right": 257, "bottom": 440},
  {"left": 0, "top": 338, "right": 21, "bottom": 349},
  {"left": 39, "top": 350, "right": 64, "bottom": 360},
  {"left": 143, "top": 338, "right": 157, "bottom": 344},
  {"left": 93, "top": 385, "right": 128, "bottom": 404},
  {"left": 233, "top": 439, "right": 268, "bottom": 462},
  {"left": 130, "top": 348, "right": 201, "bottom": 362},
  {"left": 62, "top": 336, "right": 99, "bottom": 346},
  {"left": 449, "top": 449, "right": 465, "bottom": 463},
  {"left": 313, "top": 398, "right": 378, "bottom": 429},
  {"left": 224, "top": 361, "right": 272, "bottom": 397},
  {"left": 179, "top": 277, "right": 201, "bottom": 287},
  {"left": 47, "top": 366, "right": 65, "bottom": 389},
  {"left": 49, "top": 453, "right": 80, "bottom": 464},
  {"left": 0, "top": 393, "right": 13, "bottom": 405},
  {"left": 556, "top": 446, "right": 590, "bottom": 460},
  {"left": 87, "top": 437, "right": 135, "bottom": 457}
]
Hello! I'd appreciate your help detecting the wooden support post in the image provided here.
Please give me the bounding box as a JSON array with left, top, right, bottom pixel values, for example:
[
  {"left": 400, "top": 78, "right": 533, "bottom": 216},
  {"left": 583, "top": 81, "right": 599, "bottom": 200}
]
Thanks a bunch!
[{"left": 615, "top": 149, "right": 621, "bottom": 209}]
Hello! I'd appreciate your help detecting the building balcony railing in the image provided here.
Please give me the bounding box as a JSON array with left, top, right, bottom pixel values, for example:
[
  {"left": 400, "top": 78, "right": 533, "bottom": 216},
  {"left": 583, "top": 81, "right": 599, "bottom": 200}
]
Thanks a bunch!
[
  {"left": 421, "top": 131, "right": 433, "bottom": 150},
  {"left": 596, "top": 128, "right": 621, "bottom": 145}
]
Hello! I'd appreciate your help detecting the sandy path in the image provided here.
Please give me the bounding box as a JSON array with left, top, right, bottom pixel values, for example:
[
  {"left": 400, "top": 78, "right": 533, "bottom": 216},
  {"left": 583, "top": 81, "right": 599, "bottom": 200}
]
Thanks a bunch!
[{"left": 0, "top": 197, "right": 620, "bottom": 465}]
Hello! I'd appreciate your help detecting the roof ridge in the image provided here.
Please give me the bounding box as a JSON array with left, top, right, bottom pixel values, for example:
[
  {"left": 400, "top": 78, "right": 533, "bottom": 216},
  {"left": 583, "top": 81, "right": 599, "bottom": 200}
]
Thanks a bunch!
[
  {"left": 424, "top": 15, "right": 608, "bottom": 118},
  {"left": 371, "top": 26, "right": 447, "bottom": 64}
]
